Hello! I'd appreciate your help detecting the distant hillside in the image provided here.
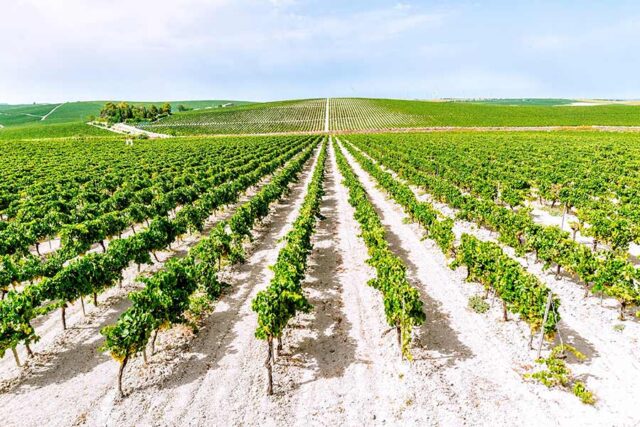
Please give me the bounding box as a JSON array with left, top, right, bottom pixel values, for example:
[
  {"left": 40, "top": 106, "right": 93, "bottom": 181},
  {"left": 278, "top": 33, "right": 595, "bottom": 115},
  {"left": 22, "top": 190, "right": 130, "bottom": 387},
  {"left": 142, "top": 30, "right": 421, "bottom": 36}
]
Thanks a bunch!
[
  {"left": 0, "top": 100, "right": 253, "bottom": 127},
  {"left": 462, "top": 98, "right": 576, "bottom": 106},
  {"left": 139, "top": 97, "right": 640, "bottom": 135},
  {"left": 4, "top": 97, "right": 640, "bottom": 138},
  {"left": 141, "top": 99, "right": 327, "bottom": 134},
  {"left": 0, "top": 121, "right": 114, "bottom": 140}
]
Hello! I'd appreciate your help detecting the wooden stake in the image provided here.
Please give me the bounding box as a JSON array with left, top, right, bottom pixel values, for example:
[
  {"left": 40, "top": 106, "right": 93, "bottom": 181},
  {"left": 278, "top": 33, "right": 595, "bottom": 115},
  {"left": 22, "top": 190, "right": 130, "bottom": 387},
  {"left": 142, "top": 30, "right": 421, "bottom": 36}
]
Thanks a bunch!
[
  {"left": 80, "top": 297, "right": 86, "bottom": 316},
  {"left": 536, "top": 292, "right": 554, "bottom": 359}
]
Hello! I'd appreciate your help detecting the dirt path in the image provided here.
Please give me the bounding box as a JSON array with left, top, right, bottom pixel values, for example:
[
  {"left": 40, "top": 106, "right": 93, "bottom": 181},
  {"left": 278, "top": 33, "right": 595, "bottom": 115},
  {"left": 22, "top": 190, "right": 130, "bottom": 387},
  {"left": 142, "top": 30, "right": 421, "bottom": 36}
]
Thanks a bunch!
[
  {"left": 344, "top": 139, "right": 640, "bottom": 425},
  {"left": 41, "top": 103, "right": 65, "bottom": 121},
  {"left": 332, "top": 125, "right": 640, "bottom": 134},
  {"left": 262, "top": 139, "right": 405, "bottom": 424},
  {"left": 133, "top": 125, "right": 640, "bottom": 139},
  {"left": 87, "top": 121, "right": 172, "bottom": 138},
  {"left": 324, "top": 97, "right": 330, "bottom": 132}
]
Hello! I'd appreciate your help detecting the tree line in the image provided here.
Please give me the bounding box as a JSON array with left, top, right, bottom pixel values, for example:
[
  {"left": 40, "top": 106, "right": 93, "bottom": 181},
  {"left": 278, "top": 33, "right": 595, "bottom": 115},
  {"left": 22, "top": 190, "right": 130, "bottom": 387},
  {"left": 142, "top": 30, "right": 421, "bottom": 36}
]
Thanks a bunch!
[{"left": 99, "top": 102, "right": 172, "bottom": 124}]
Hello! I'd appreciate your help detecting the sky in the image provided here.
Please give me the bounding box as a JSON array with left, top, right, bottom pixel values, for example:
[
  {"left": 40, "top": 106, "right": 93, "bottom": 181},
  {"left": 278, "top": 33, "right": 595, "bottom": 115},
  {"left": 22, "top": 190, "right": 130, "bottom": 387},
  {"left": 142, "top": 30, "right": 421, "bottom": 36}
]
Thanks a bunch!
[{"left": 1, "top": 0, "right": 640, "bottom": 103}]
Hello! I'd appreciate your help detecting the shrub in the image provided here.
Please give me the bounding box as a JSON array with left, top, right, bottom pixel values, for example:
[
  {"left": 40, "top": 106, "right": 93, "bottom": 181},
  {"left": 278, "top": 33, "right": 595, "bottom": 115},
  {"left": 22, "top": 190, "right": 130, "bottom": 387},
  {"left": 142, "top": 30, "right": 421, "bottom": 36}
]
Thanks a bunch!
[{"left": 468, "top": 295, "right": 490, "bottom": 313}]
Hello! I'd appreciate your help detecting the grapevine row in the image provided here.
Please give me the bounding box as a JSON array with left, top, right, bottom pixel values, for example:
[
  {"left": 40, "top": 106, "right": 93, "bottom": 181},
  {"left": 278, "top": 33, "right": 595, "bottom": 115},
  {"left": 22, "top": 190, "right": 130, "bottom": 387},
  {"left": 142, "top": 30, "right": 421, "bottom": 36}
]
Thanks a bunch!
[
  {"left": 362, "top": 133, "right": 639, "bottom": 253},
  {"left": 339, "top": 139, "right": 561, "bottom": 336},
  {"left": 0, "top": 138, "right": 312, "bottom": 361},
  {"left": 0, "top": 140, "right": 298, "bottom": 295},
  {"left": 0, "top": 139, "right": 256, "bottom": 255},
  {"left": 101, "top": 139, "right": 320, "bottom": 397},
  {"left": 0, "top": 139, "right": 284, "bottom": 256},
  {"left": 350, "top": 136, "right": 640, "bottom": 318},
  {"left": 329, "top": 98, "right": 418, "bottom": 131},
  {"left": 142, "top": 99, "right": 326, "bottom": 135},
  {"left": 333, "top": 140, "right": 425, "bottom": 358},
  {"left": 251, "top": 140, "right": 327, "bottom": 395}
]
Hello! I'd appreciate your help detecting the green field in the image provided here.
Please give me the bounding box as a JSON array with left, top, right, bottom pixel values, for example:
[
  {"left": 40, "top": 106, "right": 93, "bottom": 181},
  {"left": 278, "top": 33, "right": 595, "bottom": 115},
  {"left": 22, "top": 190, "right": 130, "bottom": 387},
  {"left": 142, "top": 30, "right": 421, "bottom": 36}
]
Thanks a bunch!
[
  {"left": 364, "top": 98, "right": 640, "bottom": 127},
  {"left": 461, "top": 98, "right": 576, "bottom": 106},
  {"left": 0, "top": 100, "right": 252, "bottom": 128},
  {"left": 0, "top": 121, "right": 113, "bottom": 140},
  {"left": 0, "top": 104, "right": 61, "bottom": 126}
]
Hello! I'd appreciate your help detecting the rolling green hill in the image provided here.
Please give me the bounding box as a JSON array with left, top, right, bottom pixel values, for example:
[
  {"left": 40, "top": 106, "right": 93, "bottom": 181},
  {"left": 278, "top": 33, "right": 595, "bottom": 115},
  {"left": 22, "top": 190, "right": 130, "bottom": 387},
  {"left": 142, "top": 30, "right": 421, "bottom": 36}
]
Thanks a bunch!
[
  {"left": 141, "top": 99, "right": 327, "bottom": 134},
  {"left": 364, "top": 98, "right": 640, "bottom": 127},
  {"left": 0, "top": 121, "right": 114, "bottom": 140},
  {"left": 4, "top": 97, "right": 640, "bottom": 138},
  {"left": 0, "top": 104, "right": 61, "bottom": 126},
  {"left": 140, "top": 97, "right": 640, "bottom": 135},
  {"left": 0, "top": 99, "right": 254, "bottom": 140},
  {"left": 0, "top": 100, "right": 253, "bottom": 127}
]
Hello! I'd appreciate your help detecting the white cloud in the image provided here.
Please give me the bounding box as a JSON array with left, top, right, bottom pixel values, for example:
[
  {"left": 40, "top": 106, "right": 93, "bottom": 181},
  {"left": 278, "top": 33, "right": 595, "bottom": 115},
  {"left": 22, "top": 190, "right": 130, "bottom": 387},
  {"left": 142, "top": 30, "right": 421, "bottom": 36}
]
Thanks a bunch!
[
  {"left": 2, "top": 1, "right": 637, "bottom": 103},
  {"left": 0, "top": 0, "right": 451, "bottom": 102}
]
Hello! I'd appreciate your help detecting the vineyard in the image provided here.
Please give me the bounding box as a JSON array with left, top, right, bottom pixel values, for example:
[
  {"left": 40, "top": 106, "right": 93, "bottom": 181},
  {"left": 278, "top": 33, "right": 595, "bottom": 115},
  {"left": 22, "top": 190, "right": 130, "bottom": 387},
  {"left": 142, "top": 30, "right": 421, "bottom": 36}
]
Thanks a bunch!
[
  {"left": 135, "top": 97, "right": 640, "bottom": 136},
  {"left": 4, "top": 98, "right": 640, "bottom": 139},
  {"left": 141, "top": 99, "right": 328, "bottom": 135},
  {"left": 0, "top": 124, "right": 639, "bottom": 425},
  {"left": 328, "top": 98, "right": 420, "bottom": 131}
]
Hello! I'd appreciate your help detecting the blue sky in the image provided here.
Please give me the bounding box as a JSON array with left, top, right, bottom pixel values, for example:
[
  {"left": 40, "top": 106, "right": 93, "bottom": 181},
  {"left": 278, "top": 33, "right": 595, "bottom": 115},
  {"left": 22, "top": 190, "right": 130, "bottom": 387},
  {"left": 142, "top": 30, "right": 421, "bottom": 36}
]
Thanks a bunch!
[{"left": 2, "top": 0, "right": 640, "bottom": 103}]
